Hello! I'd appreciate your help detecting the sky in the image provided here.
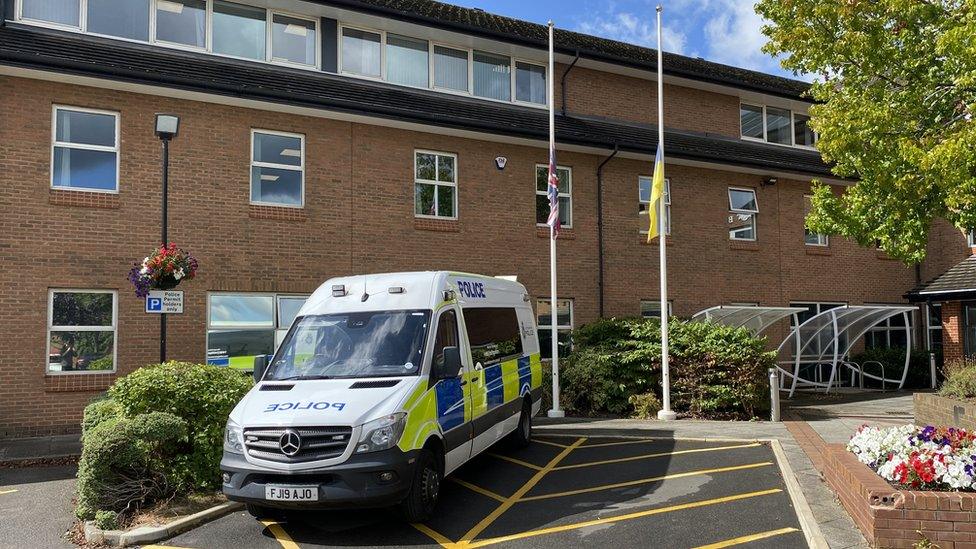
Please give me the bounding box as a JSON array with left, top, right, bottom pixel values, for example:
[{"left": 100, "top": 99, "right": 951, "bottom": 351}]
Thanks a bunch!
[{"left": 445, "top": 0, "right": 804, "bottom": 81}]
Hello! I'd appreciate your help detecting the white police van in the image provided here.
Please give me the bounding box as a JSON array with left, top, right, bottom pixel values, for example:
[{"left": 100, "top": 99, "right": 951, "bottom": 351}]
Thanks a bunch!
[{"left": 221, "top": 271, "right": 543, "bottom": 521}]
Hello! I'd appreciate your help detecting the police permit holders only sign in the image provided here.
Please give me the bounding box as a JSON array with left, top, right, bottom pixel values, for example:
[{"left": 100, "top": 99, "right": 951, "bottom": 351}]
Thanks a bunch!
[{"left": 145, "top": 290, "right": 184, "bottom": 314}]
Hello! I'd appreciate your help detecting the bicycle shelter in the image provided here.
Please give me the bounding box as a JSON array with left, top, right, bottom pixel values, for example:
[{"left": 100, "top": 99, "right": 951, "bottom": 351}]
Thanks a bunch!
[{"left": 691, "top": 305, "right": 807, "bottom": 335}]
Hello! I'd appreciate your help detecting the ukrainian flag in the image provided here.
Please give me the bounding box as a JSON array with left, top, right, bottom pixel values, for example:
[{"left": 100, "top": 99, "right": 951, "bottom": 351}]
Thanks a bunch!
[{"left": 647, "top": 143, "right": 666, "bottom": 242}]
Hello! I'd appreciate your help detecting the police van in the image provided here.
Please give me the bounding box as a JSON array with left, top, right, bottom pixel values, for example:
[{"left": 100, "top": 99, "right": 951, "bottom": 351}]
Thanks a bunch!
[{"left": 221, "top": 271, "right": 542, "bottom": 522}]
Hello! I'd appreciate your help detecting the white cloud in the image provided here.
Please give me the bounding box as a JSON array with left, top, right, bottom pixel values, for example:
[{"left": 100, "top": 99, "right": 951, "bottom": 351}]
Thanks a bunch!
[
  {"left": 701, "top": 0, "right": 777, "bottom": 72},
  {"left": 577, "top": 10, "right": 688, "bottom": 54}
]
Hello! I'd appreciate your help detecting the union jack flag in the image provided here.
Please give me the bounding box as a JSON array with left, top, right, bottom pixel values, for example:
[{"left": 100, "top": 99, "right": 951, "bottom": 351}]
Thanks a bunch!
[{"left": 546, "top": 149, "right": 560, "bottom": 238}]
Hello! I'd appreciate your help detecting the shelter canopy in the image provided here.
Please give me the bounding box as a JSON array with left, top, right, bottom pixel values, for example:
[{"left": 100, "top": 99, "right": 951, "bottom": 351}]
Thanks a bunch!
[{"left": 692, "top": 306, "right": 807, "bottom": 335}]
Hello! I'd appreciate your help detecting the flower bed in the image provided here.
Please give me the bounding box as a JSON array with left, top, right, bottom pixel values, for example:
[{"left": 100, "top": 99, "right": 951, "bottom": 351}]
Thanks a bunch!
[{"left": 848, "top": 424, "right": 976, "bottom": 491}]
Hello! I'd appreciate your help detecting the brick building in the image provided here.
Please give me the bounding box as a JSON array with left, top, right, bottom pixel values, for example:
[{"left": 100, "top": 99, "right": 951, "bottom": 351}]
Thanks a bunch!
[{"left": 0, "top": 0, "right": 966, "bottom": 436}]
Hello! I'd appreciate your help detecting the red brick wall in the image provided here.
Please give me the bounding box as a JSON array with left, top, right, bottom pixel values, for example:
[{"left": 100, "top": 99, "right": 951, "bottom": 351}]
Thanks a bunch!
[
  {"left": 943, "top": 302, "right": 964, "bottom": 364},
  {"left": 0, "top": 75, "right": 916, "bottom": 436}
]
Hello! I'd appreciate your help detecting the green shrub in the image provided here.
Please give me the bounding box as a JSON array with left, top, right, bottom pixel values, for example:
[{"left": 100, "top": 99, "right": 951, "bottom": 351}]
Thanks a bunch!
[
  {"left": 628, "top": 393, "right": 662, "bottom": 419},
  {"left": 81, "top": 398, "right": 121, "bottom": 442},
  {"left": 108, "top": 362, "right": 252, "bottom": 490},
  {"left": 93, "top": 510, "right": 118, "bottom": 530},
  {"left": 850, "top": 348, "right": 938, "bottom": 389},
  {"left": 560, "top": 347, "right": 634, "bottom": 416},
  {"left": 75, "top": 412, "right": 187, "bottom": 520},
  {"left": 939, "top": 358, "right": 976, "bottom": 400}
]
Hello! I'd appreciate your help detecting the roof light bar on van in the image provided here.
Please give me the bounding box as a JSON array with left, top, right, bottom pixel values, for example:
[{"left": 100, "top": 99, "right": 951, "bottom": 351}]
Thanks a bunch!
[
  {"left": 332, "top": 285, "right": 346, "bottom": 297},
  {"left": 389, "top": 286, "right": 405, "bottom": 294}
]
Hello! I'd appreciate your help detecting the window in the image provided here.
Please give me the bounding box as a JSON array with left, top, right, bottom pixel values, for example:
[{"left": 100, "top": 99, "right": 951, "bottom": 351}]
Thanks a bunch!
[
  {"left": 790, "top": 302, "right": 846, "bottom": 358},
  {"left": 87, "top": 0, "right": 149, "bottom": 40},
  {"left": 639, "top": 176, "right": 671, "bottom": 235},
  {"left": 926, "top": 303, "right": 943, "bottom": 353},
  {"left": 414, "top": 151, "right": 457, "bottom": 219},
  {"left": 154, "top": 0, "right": 206, "bottom": 49},
  {"left": 272, "top": 13, "right": 316, "bottom": 66},
  {"left": 387, "top": 34, "right": 429, "bottom": 88},
  {"left": 740, "top": 103, "right": 815, "bottom": 148},
  {"left": 515, "top": 61, "right": 546, "bottom": 105},
  {"left": 728, "top": 187, "right": 758, "bottom": 241},
  {"left": 740, "top": 104, "right": 763, "bottom": 140},
  {"left": 462, "top": 308, "right": 524, "bottom": 366},
  {"left": 968, "top": 229, "right": 975, "bottom": 247},
  {"left": 250, "top": 130, "right": 304, "bottom": 207},
  {"left": 537, "top": 299, "right": 572, "bottom": 360},
  {"left": 340, "top": 27, "right": 381, "bottom": 77},
  {"left": 536, "top": 165, "right": 572, "bottom": 227},
  {"left": 765, "top": 107, "right": 792, "bottom": 145},
  {"left": 212, "top": 1, "right": 266, "bottom": 61},
  {"left": 865, "top": 306, "right": 915, "bottom": 350},
  {"left": 52, "top": 106, "right": 119, "bottom": 192},
  {"left": 640, "top": 300, "right": 673, "bottom": 319},
  {"left": 804, "top": 195, "right": 828, "bottom": 246},
  {"left": 433, "top": 45, "right": 469, "bottom": 92},
  {"left": 21, "top": 0, "right": 79, "bottom": 27},
  {"left": 473, "top": 51, "right": 511, "bottom": 101},
  {"left": 47, "top": 290, "right": 117, "bottom": 373},
  {"left": 206, "top": 292, "right": 307, "bottom": 369},
  {"left": 794, "top": 113, "right": 816, "bottom": 147},
  {"left": 432, "top": 309, "right": 460, "bottom": 373}
]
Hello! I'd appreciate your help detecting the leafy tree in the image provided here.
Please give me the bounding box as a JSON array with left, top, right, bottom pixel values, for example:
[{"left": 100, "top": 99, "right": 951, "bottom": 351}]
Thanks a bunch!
[{"left": 756, "top": 0, "right": 976, "bottom": 263}]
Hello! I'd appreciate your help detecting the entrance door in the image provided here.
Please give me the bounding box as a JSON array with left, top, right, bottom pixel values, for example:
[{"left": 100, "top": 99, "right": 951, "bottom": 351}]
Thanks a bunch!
[
  {"left": 431, "top": 307, "right": 472, "bottom": 473},
  {"left": 964, "top": 303, "right": 976, "bottom": 357}
]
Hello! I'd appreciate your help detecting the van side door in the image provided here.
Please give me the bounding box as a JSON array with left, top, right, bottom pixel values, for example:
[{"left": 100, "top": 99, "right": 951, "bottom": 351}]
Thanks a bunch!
[{"left": 430, "top": 306, "right": 472, "bottom": 472}]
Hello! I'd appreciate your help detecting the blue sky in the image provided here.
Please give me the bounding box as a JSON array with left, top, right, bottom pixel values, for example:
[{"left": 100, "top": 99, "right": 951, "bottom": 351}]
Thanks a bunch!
[{"left": 446, "top": 0, "right": 802, "bottom": 80}]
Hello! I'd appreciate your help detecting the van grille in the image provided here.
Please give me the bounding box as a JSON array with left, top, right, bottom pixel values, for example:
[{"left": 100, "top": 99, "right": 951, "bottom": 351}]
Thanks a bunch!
[{"left": 243, "top": 426, "right": 352, "bottom": 463}]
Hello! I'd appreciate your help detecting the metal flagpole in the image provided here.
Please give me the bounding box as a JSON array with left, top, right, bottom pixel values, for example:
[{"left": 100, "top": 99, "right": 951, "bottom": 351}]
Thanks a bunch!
[
  {"left": 547, "top": 20, "right": 564, "bottom": 418},
  {"left": 656, "top": 5, "right": 676, "bottom": 421}
]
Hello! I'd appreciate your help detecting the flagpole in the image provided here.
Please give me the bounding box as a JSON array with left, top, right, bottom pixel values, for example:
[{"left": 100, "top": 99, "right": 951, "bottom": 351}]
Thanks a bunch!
[
  {"left": 546, "top": 20, "right": 564, "bottom": 418},
  {"left": 656, "top": 5, "right": 676, "bottom": 421}
]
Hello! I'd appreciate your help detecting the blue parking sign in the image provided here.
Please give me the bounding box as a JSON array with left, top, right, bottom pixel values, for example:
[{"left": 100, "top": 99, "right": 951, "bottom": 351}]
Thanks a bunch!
[
  {"left": 147, "top": 297, "right": 163, "bottom": 312},
  {"left": 145, "top": 291, "right": 183, "bottom": 314}
]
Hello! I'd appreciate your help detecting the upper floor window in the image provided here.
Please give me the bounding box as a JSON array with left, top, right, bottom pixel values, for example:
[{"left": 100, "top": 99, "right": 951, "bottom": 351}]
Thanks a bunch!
[
  {"left": 804, "top": 195, "right": 828, "bottom": 246},
  {"left": 473, "top": 51, "right": 511, "bottom": 102},
  {"left": 47, "top": 289, "right": 117, "bottom": 374},
  {"left": 250, "top": 130, "right": 304, "bottom": 207},
  {"left": 341, "top": 27, "right": 381, "bottom": 78},
  {"left": 212, "top": 1, "right": 266, "bottom": 60},
  {"left": 536, "top": 165, "right": 571, "bottom": 227},
  {"left": 52, "top": 106, "right": 119, "bottom": 192},
  {"left": 740, "top": 103, "right": 817, "bottom": 148},
  {"left": 639, "top": 176, "right": 670, "bottom": 235},
  {"left": 433, "top": 45, "right": 469, "bottom": 92},
  {"left": 155, "top": 0, "right": 206, "bottom": 49},
  {"left": 515, "top": 61, "right": 547, "bottom": 104},
  {"left": 414, "top": 151, "right": 457, "bottom": 219},
  {"left": 728, "top": 187, "right": 758, "bottom": 241},
  {"left": 271, "top": 13, "right": 316, "bottom": 66},
  {"left": 386, "top": 34, "right": 429, "bottom": 88},
  {"left": 968, "top": 229, "right": 975, "bottom": 247}
]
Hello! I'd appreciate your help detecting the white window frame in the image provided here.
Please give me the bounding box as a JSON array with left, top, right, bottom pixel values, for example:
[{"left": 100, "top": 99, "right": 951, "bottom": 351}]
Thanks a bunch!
[
  {"left": 537, "top": 298, "right": 573, "bottom": 331},
  {"left": 206, "top": 291, "right": 309, "bottom": 360},
  {"left": 728, "top": 186, "right": 759, "bottom": 242},
  {"left": 338, "top": 24, "right": 385, "bottom": 81},
  {"left": 47, "top": 289, "right": 118, "bottom": 375},
  {"left": 513, "top": 58, "right": 548, "bottom": 107},
  {"left": 535, "top": 164, "right": 572, "bottom": 229},
  {"left": 249, "top": 128, "right": 305, "bottom": 208},
  {"left": 739, "top": 101, "right": 817, "bottom": 150},
  {"left": 638, "top": 176, "right": 671, "bottom": 236},
  {"left": 268, "top": 9, "right": 320, "bottom": 69},
  {"left": 803, "top": 195, "right": 828, "bottom": 247},
  {"left": 414, "top": 150, "right": 459, "bottom": 220},
  {"left": 968, "top": 229, "right": 975, "bottom": 247},
  {"left": 640, "top": 299, "right": 673, "bottom": 318},
  {"left": 431, "top": 41, "right": 472, "bottom": 95},
  {"left": 18, "top": 0, "right": 84, "bottom": 30},
  {"left": 152, "top": 0, "right": 209, "bottom": 52},
  {"left": 739, "top": 103, "right": 766, "bottom": 143},
  {"left": 50, "top": 105, "right": 120, "bottom": 194},
  {"left": 864, "top": 303, "right": 916, "bottom": 349},
  {"left": 792, "top": 112, "right": 818, "bottom": 150},
  {"left": 926, "top": 302, "right": 943, "bottom": 351}
]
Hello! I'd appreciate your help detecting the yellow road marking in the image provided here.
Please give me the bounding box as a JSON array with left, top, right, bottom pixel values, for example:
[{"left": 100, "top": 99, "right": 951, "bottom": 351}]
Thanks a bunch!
[
  {"left": 411, "top": 522, "right": 456, "bottom": 548},
  {"left": 693, "top": 526, "right": 800, "bottom": 549},
  {"left": 466, "top": 489, "right": 784, "bottom": 548},
  {"left": 261, "top": 519, "right": 300, "bottom": 549},
  {"left": 532, "top": 439, "right": 569, "bottom": 448},
  {"left": 142, "top": 546, "right": 196, "bottom": 549},
  {"left": 518, "top": 461, "right": 775, "bottom": 502},
  {"left": 457, "top": 437, "right": 587, "bottom": 546},
  {"left": 485, "top": 453, "right": 543, "bottom": 471},
  {"left": 0, "top": 489, "right": 18, "bottom": 495},
  {"left": 449, "top": 478, "right": 507, "bottom": 503},
  {"left": 554, "top": 443, "right": 762, "bottom": 470},
  {"left": 581, "top": 438, "right": 673, "bottom": 448}
]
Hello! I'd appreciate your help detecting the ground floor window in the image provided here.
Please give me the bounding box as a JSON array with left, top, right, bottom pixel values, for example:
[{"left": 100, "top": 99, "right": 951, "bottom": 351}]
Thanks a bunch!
[
  {"left": 206, "top": 292, "right": 308, "bottom": 369},
  {"left": 47, "top": 289, "right": 117, "bottom": 373},
  {"left": 537, "top": 298, "right": 572, "bottom": 359},
  {"left": 926, "top": 303, "right": 943, "bottom": 353},
  {"left": 789, "top": 302, "right": 847, "bottom": 357},
  {"left": 864, "top": 304, "right": 915, "bottom": 350},
  {"left": 640, "top": 300, "right": 672, "bottom": 318}
]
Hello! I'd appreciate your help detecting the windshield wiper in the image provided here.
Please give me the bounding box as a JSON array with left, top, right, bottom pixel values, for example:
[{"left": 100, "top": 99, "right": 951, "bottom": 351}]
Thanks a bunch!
[{"left": 270, "top": 375, "right": 336, "bottom": 381}]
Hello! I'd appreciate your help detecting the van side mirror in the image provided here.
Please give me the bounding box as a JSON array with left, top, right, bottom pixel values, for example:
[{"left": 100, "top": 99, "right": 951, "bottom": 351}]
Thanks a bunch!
[
  {"left": 434, "top": 346, "right": 463, "bottom": 380},
  {"left": 253, "top": 355, "right": 268, "bottom": 383}
]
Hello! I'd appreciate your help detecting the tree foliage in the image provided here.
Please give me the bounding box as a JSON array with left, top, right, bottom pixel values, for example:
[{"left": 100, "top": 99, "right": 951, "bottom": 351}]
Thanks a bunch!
[{"left": 756, "top": 0, "right": 976, "bottom": 262}]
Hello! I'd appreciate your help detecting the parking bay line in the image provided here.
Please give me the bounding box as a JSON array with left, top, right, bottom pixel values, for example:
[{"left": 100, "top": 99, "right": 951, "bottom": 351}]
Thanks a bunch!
[
  {"left": 449, "top": 478, "right": 507, "bottom": 503},
  {"left": 518, "top": 461, "right": 775, "bottom": 502},
  {"left": 532, "top": 439, "right": 570, "bottom": 448},
  {"left": 412, "top": 522, "right": 457, "bottom": 548},
  {"left": 692, "top": 526, "right": 800, "bottom": 549},
  {"left": 554, "top": 442, "right": 762, "bottom": 470},
  {"left": 485, "top": 453, "right": 543, "bottom": 471},
  {"left": 261, "top": 519, "right": 300, "bottom": 549},
  {"left": 465, "top": 488, "right": 784, "bottom": 548},
  {"left": 0, "top": 489, "right": 17, "bottom": 495}
]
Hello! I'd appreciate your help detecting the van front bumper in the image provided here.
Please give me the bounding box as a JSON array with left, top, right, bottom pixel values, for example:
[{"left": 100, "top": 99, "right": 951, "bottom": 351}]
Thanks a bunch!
[{"left": 220, "top": 447, "right": 418, "bottom": 509}]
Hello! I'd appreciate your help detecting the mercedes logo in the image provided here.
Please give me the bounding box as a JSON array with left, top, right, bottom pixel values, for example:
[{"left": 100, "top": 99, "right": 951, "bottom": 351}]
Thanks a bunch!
[{"left": 279, "top": 430, "right": 302, "bottom": 456}]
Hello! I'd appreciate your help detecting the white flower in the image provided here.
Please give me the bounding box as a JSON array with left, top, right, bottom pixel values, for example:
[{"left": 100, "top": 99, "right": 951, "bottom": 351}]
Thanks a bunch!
[
  {"left": 174, "top": 268, "right": 184, "bottom": 281},
  {"left": 139, "top": 266, "right": 148, "bottom": 275}
]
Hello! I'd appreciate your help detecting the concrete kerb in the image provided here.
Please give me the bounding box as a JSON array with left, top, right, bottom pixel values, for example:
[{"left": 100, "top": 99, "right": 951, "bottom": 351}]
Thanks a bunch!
[{"left": 83, "top": 501, "right": 243, "bottom": 547}]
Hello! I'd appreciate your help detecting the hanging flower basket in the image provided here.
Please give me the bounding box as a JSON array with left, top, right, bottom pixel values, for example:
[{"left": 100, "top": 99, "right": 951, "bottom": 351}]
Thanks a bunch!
[{"left": 128, "top": 243, "right": 199, "bottom": 298}]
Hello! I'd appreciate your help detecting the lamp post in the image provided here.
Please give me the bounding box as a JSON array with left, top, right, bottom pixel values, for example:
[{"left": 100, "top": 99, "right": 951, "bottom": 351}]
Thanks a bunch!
[{"left": 154, "top": 113, "right": 180, "bottom": 363}]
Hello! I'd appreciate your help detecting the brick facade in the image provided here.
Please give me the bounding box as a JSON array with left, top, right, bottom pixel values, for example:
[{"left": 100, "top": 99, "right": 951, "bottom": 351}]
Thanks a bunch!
[{"left": 915, "top": 393, "right": 976, "bottom": 431}]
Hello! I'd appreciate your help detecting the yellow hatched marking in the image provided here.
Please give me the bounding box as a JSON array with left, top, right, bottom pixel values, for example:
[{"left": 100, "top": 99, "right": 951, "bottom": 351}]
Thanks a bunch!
[
  {"left": 533, "top": 438, "right": 569, "bottom": 448},
  {"left": 555, "top": 442, "right": 761, "bottom": 470},
  {"left": 518, "top": 462, "right": 775, "bottom": 502},
  {"left": 693, "top": 527, "right": 800, "bottom": 549},
  {"left": 261, "top": 519, "right": 300, "bottom": 549},
  {"left": 449, "top": 477, "right": 507, "bottom": 503},
  {"left": 0, "top": 489, "right": 18, "bottom": 495},
  {"left": 581, "top": 437, "right": 675, "bottom": 448},
  {"left": 456, "top": 437, "right": 586, "bottom": 546},
  {"left": 411, "top": 522, "right": 456, "bottom": 548},
  {"left": 486, "top": 453, "right": 543, "bottom": 471},
  {"left": 465, "top": 489, "right": 784, "bottom": 548}
]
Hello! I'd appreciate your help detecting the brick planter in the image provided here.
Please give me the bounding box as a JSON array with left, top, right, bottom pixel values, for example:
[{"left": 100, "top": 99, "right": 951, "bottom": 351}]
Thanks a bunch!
[
  {"left": 824, "top": 444, "right": 976, "bottom": 548},
  {"left": 915, "top": 393, "right": 976, "bottom": 431}
]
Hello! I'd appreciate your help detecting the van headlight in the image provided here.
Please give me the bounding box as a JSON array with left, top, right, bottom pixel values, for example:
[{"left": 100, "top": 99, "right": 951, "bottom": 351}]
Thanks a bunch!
[
  {"left": 356, "top": 413, "right": 406, "bottom": 454},
  {"left": 224, "top": 419, "right": 245, "bottom": 454}
]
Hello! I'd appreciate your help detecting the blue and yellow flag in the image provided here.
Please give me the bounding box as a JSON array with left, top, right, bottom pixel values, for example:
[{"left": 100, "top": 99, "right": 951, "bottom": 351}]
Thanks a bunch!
[{"left": 646, "top": 143, "right": 666, "bottom": 242}]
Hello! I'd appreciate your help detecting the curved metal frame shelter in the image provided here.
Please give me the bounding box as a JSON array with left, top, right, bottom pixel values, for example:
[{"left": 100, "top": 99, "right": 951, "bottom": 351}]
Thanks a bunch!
[
  {"left": 692, "top": 306, "right": 807, "bottom": 335},
  {"left": 774, "top": 305, "right": 916, "bottom": 398}
]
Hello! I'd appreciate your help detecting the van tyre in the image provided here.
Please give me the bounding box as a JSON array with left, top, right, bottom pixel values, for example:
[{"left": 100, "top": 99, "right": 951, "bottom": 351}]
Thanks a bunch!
[
  {"left": 507, "top": 399, "right": 532, "bottom": 448},
  {"left": 399, "top": 449, "right": 440, "bottom": 523}
]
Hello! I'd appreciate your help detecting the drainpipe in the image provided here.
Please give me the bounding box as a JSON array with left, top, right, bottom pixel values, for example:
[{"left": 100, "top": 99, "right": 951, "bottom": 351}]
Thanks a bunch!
[
  {"left": 560, "top": 51, "right": 580, "bottom": 116},
  {"left": 596, "top": 143, "right": 619, "bottom": 318}
]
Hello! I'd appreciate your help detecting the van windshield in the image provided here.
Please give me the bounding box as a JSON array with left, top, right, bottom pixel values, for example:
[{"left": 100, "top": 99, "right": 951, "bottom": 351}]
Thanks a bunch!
[{"left": 265, "top": 310, "right": 431, "bottom": 380}]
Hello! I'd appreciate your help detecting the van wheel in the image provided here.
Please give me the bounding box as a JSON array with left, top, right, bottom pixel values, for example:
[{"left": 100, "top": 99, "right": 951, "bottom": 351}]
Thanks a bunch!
[
  {"left": 246, "top": 503, "right": 284, "bottom": 521},
  {"left": 507, "top": 399, "right": 532, "bottom": 448},
  {"left": 399, "top": 449, "right": 440, "bottom": 523}
]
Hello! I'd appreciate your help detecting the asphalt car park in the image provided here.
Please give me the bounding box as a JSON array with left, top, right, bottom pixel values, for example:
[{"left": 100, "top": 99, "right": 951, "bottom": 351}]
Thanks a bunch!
[{"left": 155, "top": 429, "right": 808, "bottom": 549}]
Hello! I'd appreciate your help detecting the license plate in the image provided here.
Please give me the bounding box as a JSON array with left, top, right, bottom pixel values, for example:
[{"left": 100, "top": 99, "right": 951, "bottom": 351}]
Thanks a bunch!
[{"left": 265, "top": 485, "right": 318, "bottom": 501}]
